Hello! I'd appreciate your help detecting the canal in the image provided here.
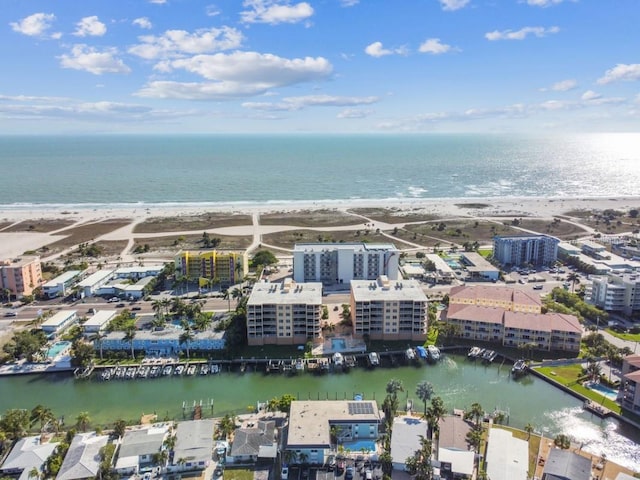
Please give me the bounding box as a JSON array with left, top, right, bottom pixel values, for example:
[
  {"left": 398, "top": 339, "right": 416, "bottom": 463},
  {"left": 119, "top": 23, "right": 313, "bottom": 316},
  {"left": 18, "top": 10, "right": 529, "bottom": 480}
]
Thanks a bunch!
[{"left": 1, "top": 354, "right": 639, "bottom": 470}]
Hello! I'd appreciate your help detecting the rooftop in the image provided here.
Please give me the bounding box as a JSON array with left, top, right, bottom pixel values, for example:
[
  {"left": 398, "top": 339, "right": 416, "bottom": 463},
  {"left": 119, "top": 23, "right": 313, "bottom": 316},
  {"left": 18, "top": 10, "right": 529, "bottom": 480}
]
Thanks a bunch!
[
  {"left": 485, "top": 428, "right": 528, "bottom": 480},
  {"left": 350, "top": 277, "right": 427, "bottom": 302},
  {"left": 42, "top": 270, "right": 82, "bottom": 287},
  {"left": 543, "top": 448, "right": 591, "bottom": 480},
  {"left": 40, "top": 310, "right": 77, "bottom": 328},
  {"left": 77, "top": 269, "right": 114, "bottom": 287},
  {"left": 294, "top": 242, "right": 398, "bottom": 252},
  {"left": 83, "top": 310, "right": 117, "bottom": 329},
  {"left": 449, "top": 285, "right": 542, "bottom": 308},
  {"left": 247, "top": 280, "right": 323, "bottom": 306},
  {"left": 57, "top": 432, "right": 109, "bottom": 480},
  {"left": 173, "top": 419, "right": 215, "bottom": 466}
]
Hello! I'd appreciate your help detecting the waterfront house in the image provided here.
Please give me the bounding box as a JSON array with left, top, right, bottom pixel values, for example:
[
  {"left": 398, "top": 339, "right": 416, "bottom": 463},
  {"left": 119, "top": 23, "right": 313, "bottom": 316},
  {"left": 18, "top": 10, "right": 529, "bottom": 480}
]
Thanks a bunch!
[
  {"left": 41, "top": 310, "right": 78, "bottom": 337},
  {"left": 389, "top": 416, "right": 428, "bottom": 472},
  {"left": 286, "top": 400, "right": 382, "bottom": 465},
  {"left": 56, "top": 432, "right": 109, "bottom": 480},
  {"left": 168, "top": 419, "right": 214, "bottom": 473},
  {"left": 350, "top": 276, "right": 429, "bottom": 341},
  {"left": 542, "top": 448, "right": 591, "bottom": 480},
  {"left": 485, "top": 428, "right": 528, "bottom": 480},
  {"left": 621, "top": 354, "right": 640, "bottom": 414},
  {"left": 82, "top": 310, "right": 116, "bottom": 337},
  {"left": 100, "top": 327, "right": 225, "bottom": 356},
  {"left": 42, "top": 270, "right": 83, "bottom": 298},
  {"left": 0, "top": 436, "right": 59, "bottom": 480},
  {"left": 228, "top": 420, "right": 277, "bottom": 464},
  {"left": 246, "top": 279, "right": 322, "bottom": 346},
  {"left": 293, "top": 242, "right": 399, "bottom": 286},
  {"left": 437, "top": 416, "right": 475, "bottom": 478},
  {"left": 114, "top": 424, "right": 169, "bottom": 475}
]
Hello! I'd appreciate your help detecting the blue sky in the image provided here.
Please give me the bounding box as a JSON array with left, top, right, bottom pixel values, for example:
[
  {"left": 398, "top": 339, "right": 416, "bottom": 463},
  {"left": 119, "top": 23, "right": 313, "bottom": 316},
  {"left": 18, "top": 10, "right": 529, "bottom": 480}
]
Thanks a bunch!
[{"left": 2, "top": 0, "right": 639, "bottom": 133}]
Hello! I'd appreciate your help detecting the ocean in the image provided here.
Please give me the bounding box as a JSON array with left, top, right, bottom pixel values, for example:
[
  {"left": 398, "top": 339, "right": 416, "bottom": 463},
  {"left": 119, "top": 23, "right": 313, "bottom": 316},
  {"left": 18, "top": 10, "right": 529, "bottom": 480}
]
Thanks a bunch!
[{"left": 2, "top": 133, "right": 640, "bottom": 207}]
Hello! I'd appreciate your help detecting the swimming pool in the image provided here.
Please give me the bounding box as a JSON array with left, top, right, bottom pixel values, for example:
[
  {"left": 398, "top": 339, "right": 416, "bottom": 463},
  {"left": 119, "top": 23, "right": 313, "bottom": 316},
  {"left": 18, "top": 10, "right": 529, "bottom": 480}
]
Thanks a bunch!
[
  {"left": 445, "top": 259, "right": 462, "bottom": 269},
  {"left": 586, "top": 382, "right": 619, "bottom": 401},
  {"left": 47, "top": 341, "right": 72, "bottom": 358},
  {"left": 331, "top": 338, "right": 347, "bottom": 350},
  {"left": 342, "top": 439, "right": 377, "bottom": 453}
]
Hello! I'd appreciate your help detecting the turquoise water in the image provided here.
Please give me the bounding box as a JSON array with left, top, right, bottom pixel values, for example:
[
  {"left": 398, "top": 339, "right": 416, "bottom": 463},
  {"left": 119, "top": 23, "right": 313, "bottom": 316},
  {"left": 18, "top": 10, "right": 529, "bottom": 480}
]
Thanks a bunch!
[
  {"left": 342, "top": 439, "right": 376, "bottom": 452},
  {"left": 1, "top": 133, "right": 639, "bottom": 206},
  {"left": 47, "top": 341, "right": 71, "bottom": 358},
  {"left": 331, "top": 338, "right": 347, "bottom": 350},
  {"left": 586, "top": 382, "right": 619, "bottom": 401}
]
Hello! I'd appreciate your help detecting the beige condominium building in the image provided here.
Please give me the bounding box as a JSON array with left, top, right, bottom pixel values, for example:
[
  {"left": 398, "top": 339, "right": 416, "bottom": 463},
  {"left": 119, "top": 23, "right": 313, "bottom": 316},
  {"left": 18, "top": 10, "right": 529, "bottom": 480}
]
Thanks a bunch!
[
  {"left": 246, "top": 279, "right": 323, "bottom": 346},
  {"left": 621, "top": 354, "right": 640, "bottom": 414},
  {"left": 350, "top": 275, "right": 428, "bottom": 341},
  {"left": 0, "top": 256, "right": 43, "bottom": 298}
]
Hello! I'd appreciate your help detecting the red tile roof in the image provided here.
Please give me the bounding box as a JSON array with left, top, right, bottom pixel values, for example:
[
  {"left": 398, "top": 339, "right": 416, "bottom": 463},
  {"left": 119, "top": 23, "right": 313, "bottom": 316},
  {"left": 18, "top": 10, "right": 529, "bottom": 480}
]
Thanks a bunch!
[
  {"left": 449, "top": 285, "right": 541, "bottom": 307},
  {"left": 446, "top": 304, "right": 505, "bottom": 325},
  {"left": 624, "top": 354, "right": 640, "bottom": 368},
  {"left": 504, "top": 311, "right": 581, "bottom": 334}
]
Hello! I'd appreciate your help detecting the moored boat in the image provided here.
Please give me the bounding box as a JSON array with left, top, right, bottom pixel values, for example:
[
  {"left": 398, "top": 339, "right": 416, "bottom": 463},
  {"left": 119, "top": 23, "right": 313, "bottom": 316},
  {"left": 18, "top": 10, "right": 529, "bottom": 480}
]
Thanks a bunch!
[
  {"left": 405, "top": 348, "right": 416, "bottom": 362},
  {"left": 467, "top": 346, "right": 482, "bottom": 359},
  {"left": 427, "top": 345, "right": 441, "bottom": 363},
  {"left": 332, "top": 352, "right": 344, "bottom": 369},
  {"left": 511, "top": 359, "right": 527, "bottom": 376},
  {"left": 367, "top": 352, "right": 380, "bottom": 368}
]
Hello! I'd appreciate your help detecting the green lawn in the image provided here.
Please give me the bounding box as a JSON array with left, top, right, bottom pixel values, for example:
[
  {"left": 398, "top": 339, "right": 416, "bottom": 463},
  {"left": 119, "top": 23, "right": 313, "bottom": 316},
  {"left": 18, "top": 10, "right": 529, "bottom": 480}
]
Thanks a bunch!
[
  {"left": 604, "top": 328, "right": 640, "bottom": 342},
  {"left": 535, "top": 366, "right": 622, "bottom": 414},
  {"left": 222, "top": 468, "right": 254, "bottom": 480}
]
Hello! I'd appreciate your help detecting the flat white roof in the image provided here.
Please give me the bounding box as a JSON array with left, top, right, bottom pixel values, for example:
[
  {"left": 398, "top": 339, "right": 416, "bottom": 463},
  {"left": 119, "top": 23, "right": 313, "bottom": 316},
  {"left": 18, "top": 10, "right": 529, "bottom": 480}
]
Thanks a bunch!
[
  {"left": 438, "top": 448, "right": 474, "bottom": 476},
  {"left": 425, "top": 254, "right": 454, "bottom": 273},
  {"left": 115, "top": 266, "right": 163, "bottom": 275},
  {"left": 43, "top": 270, "right": 81, "bottom": 288},
  {"left": 486, "top": 428, "right": 528, "bottom": 480},
  {"left": 78, "top": 269, "right": 114, "bottom": 288},
  {"left": 294, "top": 242, "right": 397, "bottom": 252},
  {"left": 248, "top": 281, "right": 322, "bottom": 305},
  {"left": 41, "top": 310, "right": 77, "bottom": 328},
  {"left": 84, "top": 310, "right": 116, "bottom": 328},
  {"left": 351, "top": 278, "right": 427, "bottom": 302}
]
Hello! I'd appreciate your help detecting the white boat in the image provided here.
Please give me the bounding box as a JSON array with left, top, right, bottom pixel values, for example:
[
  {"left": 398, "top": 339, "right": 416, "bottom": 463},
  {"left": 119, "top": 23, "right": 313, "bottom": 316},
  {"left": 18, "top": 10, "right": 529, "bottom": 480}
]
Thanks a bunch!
[
  {"left": 427, "top": 345, "right": 441, "bottom": 362},
  {"left": 368, "top": 352, "right": 380, "bottom": 367},
  {"left": 186, "top": 365, "right": 197, "bottom": 375},
  {"left": 332, "top": 352, "right": 344, "bottom": 367},
  {"left": 175, "top": 365, "right": 184, "bottom": 375},
  {"left": 295, "top": 358, "right": 305, "bottom": 372},
  {"left": 162, "top": 365, "right": 173, "bottom": 376},
  {"left": 210, "top": 364, "right": 220, "bottom": 374},
  {"left": 467, "top": 346, "right": 482, "bottom": 358},
  {"left": 405, "top": 348, "right": 416, "bottom": 361},
  {"left": 200, "top": 364, "right": 209, "bottom": 375}
]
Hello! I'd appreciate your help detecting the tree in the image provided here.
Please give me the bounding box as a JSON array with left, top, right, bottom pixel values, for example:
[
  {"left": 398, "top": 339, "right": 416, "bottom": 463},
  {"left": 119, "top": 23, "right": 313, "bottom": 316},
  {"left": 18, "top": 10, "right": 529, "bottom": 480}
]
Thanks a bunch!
[
  {"left": 0, "top": 409, "right": 30, "bottom": 440},
  {"left": 70, "top": 340, "right": 95, "bottom": 368},
  {"left": 123, "top": 325, "right": 136, "bottom": 359},
  {"left": 566, "top": 272, "right": 580, "bottom": 293},
  {"left": 466, "top": 427, "right": 483, "bottom": 453},
  {"left": 586, "top": 360, "right": 602, "bottom": 382},
  {"left": 464, "top": 402, "right": 484, "bottom": 427},
  {"left": 426, "top": 396, "right": 446, "bottom": 441},
  {"left": 554, "top": 433, "right": 571, "bottom": 449},
  {"left": 405, "top": 435, "right": 433, "bottom": 480},
  {"left": 179, "top": 326, "right": 195, "bottom": 358},
  {"left": 215, "top": 414, "right": 237, "bottom": 439},
  {"left": 113, "top": 419, "right": 127, "bottom": 438},
  {"left": 278, "top": 394, "right": 296, "bottom": 413},
  {"left": 92, "top": 331, "right": 107, "bottom": 360},
  {"left": 76, "top": 411, "right": 91, "bottom": 432},
  {"left": 416, "top": 381, "right": 434, "bottom": 419},
  {"left": 30, "top": 405, "right": 54, "bottom": 431},
  {"left": 251, "top": 250, "right": 277, "bottom": 269},
  {"left": 524, "top": 423, "right": 534, "bottom": 440}
]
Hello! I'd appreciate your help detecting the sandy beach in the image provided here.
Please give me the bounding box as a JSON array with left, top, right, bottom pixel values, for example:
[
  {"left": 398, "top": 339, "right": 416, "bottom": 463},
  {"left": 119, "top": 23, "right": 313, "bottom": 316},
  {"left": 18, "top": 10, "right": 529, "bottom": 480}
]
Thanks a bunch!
[{"left": 1, "top": 196, "right": 639, "bottom": 261}]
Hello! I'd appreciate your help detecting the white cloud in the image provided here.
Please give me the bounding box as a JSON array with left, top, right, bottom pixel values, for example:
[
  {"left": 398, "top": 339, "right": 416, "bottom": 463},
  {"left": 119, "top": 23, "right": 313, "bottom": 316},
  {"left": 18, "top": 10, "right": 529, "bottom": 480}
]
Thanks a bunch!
[
  {"left": 206, "top": 5, "right": 221, "bottom": 16},
  {"left": 148, "top": 0, "right": 167, "bottom": 4},
  {"left": 242, "top": 94, "right": 379, "bottom": 111},
  {"left": 365, "top": 41, "right": 407, "bottom": 58},
  {"left": 240, "top": 0, "right": 314, "bottom": 25},
  {"left": 59, "top": 45, "right": 131, "bottom": 75},
  {"left": 337, "top": 108, "right": 373, "bottom": 118},
  {"left": 526, "top": 0, "right": 570, "bottom": 6},
  {"left": 0, "top": 94, "right": 71, "bottom": 103},
  {"left": 597, "top": 64, "right": 640, "bottom": 85},
  {"left": 581, "top": 90, "right": 601, "bottom": 101},
  {"left": 10, "top": 12, "right": 57, "bottom": 37},
  {"left": 439, "top": 0, "right": 470, "bottom": 11},
  {"left": 550, "top": 79, "right": 577, "bottom": 91},
  {"left": 73, "top": 16, "right": 107, "bottom": 37},
  {"left": 418, "top": 38, "right": 454, "bottom": 55},
  {"left": 135, "top": 52, "right": 332, "bottom": 99},
  {"left": 133, "top": 17, "right": 153, "bottom": 29},
  {"left": 129, "top": 27, "right": 243, "bottom": 59},
  {"left": 485, "top": 26, "right": 559, "bottom": 41},
  {"left": 340, "top": 0, "right": 360, "bottom": 6}
]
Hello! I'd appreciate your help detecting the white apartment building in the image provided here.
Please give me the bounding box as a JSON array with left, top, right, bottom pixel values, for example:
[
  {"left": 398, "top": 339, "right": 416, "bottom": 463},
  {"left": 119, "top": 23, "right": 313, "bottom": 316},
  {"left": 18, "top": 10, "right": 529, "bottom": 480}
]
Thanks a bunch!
[
  {"left": 350, "top": 276, "right": 428, "bottom": 341},
  {"left": 493, "top": 234, "right": 559, "bottom": 267},
  {"left": 586, "top": 273, "right": 640, "bottom": 315},
  {"left": 293, "top": 243, "right": 399, "bottom": 286},
  {"left": 41, "top": 310, "right": 78, "bottom": 337},
  {"left": 42, "top": 270, "right": 83, "bottom": 298},
  {"left": 246, "top": 279, "right": 323, "bottom": 346},
  {"left": 83, "top": 310, "right": 117, "bottom": 337}
]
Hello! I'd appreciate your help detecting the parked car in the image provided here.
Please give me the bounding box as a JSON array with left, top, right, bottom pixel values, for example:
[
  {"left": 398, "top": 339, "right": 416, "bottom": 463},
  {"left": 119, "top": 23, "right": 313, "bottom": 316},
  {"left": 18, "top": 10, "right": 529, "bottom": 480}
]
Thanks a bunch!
[
  {"left": 116, "top": 303, "right": 126, "bottom": 308},
  {"left": 281, "top": 466, "right": 288, "bottom": 480},
  {"left": 533, "top": 284, "right": 543, "bottom": 290},
  {"left": 4, "top": 311, "right": 17, "bottom": 317},
  {"left": 345, "top": 467, "right": 355, "bottom": 480},
  {"left": 132, "top": 306, "right": 142, "bottom": 311}
]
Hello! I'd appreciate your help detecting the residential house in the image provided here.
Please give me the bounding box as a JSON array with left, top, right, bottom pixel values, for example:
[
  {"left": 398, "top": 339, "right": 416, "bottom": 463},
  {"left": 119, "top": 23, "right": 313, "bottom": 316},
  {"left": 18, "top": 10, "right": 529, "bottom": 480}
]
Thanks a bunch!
[
  {"left": 246, "top": 280, "right": 322, "bottom": 346},
  {"left": 0, "top": 256, "right": 43, "bottom": 298},
  {"left": 437, "top": 416, "right": 475, "bottom": 479},
  {"left": 286, "top": 400, "right": 382, "bottom": 465},
  {"left": 168, "top": 420, "right": 214, "bottom": 473},
  {"left": 56, "top": 432, "right": 109, "bottom": 480},
  {"left": 542, "top": 448, "right": 591, "bottom": 480},
  {"left": 350, "top": 276, "right": 428, "bottom": 341},
  {"left": 114, "top": 424, "right": 169, "bottom": 475},
  {"left": 76, "top": 270, "right": 115, "bottom": 298},
  {"left": 293, "top": 243, "right": 399, "bottom": 286},
  {"left": 0, "top": 436, "right": 59, "bottom": 480},
  {"left": 485, "top": 428, "right": 528, "bottom": 480},
  {"left": 83, "top": 310, "right": 116, "bottom": 338},
  {"left": 389, "top": 416, "right": 428, "bottom": 472},
  {"left": 228, "top": 421, "right": 277, "bottom": 464}
]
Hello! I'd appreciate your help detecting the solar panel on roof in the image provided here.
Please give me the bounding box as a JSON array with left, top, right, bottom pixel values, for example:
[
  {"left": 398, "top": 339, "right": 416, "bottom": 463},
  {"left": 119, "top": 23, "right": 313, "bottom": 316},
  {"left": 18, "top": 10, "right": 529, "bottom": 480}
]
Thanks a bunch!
[{"left": 348, "top": 402, "right": 374, "bottom": 415}]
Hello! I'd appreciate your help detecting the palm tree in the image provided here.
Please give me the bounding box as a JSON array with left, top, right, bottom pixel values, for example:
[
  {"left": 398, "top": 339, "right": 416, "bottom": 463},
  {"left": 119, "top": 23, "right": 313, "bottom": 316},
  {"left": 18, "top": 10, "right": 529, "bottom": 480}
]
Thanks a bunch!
[
  {"left": 223, "top": 289, "right": 231, "bottom": 312},
  {"left": 179, "top": 327, "right": 195, "bottom": 359},
  {"left": 194, "top": 313, "right": 212, "bottom": 332},
  {"left": 123, "top": 325, "right": 136, "bottom": 359},
  {"left": 76, "top": 411, "right": 91, "bottom": 432},
  {"left": 426, "top": 396, "right": 446, "bottom": 443},
  {"left": 91, "top": 331, "right": 107, "bottom": 360},
  {"left": 465, "top": 402, "right": 484, "bottom": 427},
  {"left": 386, "top": 379, "right": 404, "bottom": 401},
  {"left": 28, "top": 467, "right": 40, "bottom": 480},
  {"left": 586, "top": 360, "right": 602, "bottom": 382},
  {"left": 554, "top": 433, "right": 571, "bottom": 449},
  {"left": 524, "top": 423, "right": 534, "bottom": 440},
  {"left": 405, "top": 435, "right": 433, "bottom": 480},
  {"left": 231, "top": 287, "right": 243, "bottom": 307},
  {"left": 566, "top": 272, "right": 580, "bottom": 293},
  {"left": 416, "top": 381, "right": 434, "bottom": 419},
  {"left": 31, "top": 405, "right": 54, "bottom": 432}
]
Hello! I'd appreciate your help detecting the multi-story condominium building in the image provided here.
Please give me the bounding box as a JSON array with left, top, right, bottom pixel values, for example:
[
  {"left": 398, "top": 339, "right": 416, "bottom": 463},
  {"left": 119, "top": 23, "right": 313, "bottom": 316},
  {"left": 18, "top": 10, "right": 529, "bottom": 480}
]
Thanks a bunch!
[
  {"left": 350, "top": 276, "right": 428, "bottom": 341},
  {"left": 246, "top": 279, "right": 322, "bottom": 346},
  {"left": 621, "top": 354, "right": 640, "bottom": 414},
  {"left": 446, "top": 285, "right": 581, "bottom": 352},
  {"left": 492, "top": 234, "right": 559, "bottom": 267},
  {"left": 0, "top": 256, "right": 43, "bottom": 298},
  {"left": 586, "top": 273, "right": 640, "bottom": 315},
  {"left": 42, "top": 270, "right": 83, "bottom": 298},
  {"left": 449, "top": 285, "right": 542, "bottom": 314},
  {"left": 286, "top": 400, "right": 381, "bottom": 465},
  {"left": 293, "top": 243, "right": 399, "bottom": 286},
  {"left": 175, "top": 250, "right": 247, "bottom": 286}
]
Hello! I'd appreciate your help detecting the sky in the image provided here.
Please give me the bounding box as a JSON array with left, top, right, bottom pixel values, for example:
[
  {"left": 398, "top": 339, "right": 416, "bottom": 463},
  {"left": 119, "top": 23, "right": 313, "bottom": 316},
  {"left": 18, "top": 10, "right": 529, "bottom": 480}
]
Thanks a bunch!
[{"left": 2, "top": 0, "right": 640, "bottom": 134}]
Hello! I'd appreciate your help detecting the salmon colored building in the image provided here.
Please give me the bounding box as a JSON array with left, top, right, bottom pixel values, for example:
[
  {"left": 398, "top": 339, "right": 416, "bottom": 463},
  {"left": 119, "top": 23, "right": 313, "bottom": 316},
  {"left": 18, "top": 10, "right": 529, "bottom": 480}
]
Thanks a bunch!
[{"left": 0, "top": 256, "right": 43, "bottom": 298}]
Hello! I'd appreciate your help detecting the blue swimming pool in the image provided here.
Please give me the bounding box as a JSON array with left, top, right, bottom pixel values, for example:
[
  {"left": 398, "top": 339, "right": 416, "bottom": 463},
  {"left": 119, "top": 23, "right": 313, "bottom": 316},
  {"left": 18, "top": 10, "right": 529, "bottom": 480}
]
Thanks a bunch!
[
  {"left": 47, "top": 341, "right": 71, "bottom": 358},
  {"left": 342, "top": 439, "right": 377, "bottom": 452},
  {"left": 331, "top": 338, "right": 346, "bottom": 350},
  {"left": 586, "top": 382, "right": 619, "bottom": 401}
]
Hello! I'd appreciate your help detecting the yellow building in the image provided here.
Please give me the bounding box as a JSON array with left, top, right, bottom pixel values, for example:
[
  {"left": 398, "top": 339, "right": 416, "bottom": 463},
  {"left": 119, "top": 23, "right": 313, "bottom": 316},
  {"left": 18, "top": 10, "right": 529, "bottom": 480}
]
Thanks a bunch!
[{"left": 174, "top": 250, "right": 247, "bottom": 286}]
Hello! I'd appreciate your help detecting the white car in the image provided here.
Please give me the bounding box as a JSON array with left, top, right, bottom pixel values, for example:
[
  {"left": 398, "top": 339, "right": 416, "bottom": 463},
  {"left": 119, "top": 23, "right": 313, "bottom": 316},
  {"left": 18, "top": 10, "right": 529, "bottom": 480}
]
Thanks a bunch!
[{"left": 281, "top": 466, "right": 288, "bottom": 480}]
